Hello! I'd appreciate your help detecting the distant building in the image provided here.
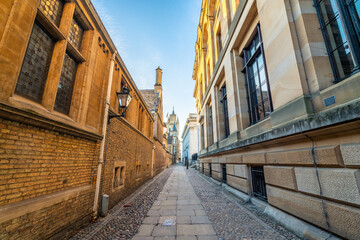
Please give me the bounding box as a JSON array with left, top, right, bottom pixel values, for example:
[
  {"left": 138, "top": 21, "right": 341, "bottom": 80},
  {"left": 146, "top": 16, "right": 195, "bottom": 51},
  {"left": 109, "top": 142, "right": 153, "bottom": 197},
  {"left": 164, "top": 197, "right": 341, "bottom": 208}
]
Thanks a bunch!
[
  {"left": 166, "top": 108, "right": 180, "bottom": 163},
  {"left": 140, "top": 67, "right": 173, "bottom": 171},
  {"left": 181, "top": 113, "right": 198, "bottom": 165}
]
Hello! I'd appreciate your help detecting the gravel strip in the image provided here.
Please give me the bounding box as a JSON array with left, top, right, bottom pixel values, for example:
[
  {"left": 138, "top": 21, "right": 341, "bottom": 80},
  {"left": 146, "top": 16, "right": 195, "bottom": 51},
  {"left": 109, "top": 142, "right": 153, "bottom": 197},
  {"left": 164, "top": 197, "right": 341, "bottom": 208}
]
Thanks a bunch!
[
  {"left": 186, "top": 169, "right": 300, "bottom": 240},
  {"left": 70, "top": 166, "right": 174, "bottom": 240}
]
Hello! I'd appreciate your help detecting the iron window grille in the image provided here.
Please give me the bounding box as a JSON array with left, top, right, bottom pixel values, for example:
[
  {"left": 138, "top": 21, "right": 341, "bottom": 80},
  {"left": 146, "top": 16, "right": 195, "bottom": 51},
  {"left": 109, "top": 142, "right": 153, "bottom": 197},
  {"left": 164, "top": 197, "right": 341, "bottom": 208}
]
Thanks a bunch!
[
  {"left": 39, "top": 0, "right": 64, "bottom": 27},
  {"left": 222, "top": 164, "right": 227, "bottom": 183},
  {"left": 241, "top": 25, "right": 273, "bottom": 125},
  {"left": 54, "top": 53, "right": 78, "bottom": 114},
  {"left": 251, "top": 166, "right": 267, "bottom": 201},
  {"left": 314, "top": 0, "right": 360, "bottom": 82},
  {"left": 209, "top": 163, "right": 212, "bottom": 177},
  {"left": 15, "top": 22, "right": 55, "bottom": 102},
  {"left": 220, "top": 85, "right": 230, "bottom": 138}
]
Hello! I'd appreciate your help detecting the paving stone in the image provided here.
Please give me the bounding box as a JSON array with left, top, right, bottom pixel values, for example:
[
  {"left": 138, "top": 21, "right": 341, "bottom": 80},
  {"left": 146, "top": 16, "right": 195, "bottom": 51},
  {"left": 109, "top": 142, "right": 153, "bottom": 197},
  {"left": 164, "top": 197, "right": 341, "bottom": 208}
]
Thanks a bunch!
[
  {"left": 161, "top": 200, "right": 177, "bottom": 206},
  {"left": 159, "top": 205, "right": 176, "bottom": 210},
  {"left": 154, "top": 237, "right": 175, "bottom": 240},
  {"left": 137, "top": 225, "right": 155, "bottom": 236},
  {"left": 132, "top": 237, "right": 154, "bottom": 240},
  {"left": 148, "top": 210, "right": 160, "bottom": 216},
  {"left": 177, "top": 224, "right": 216, "bottom": 236},
  {"left": 197, "top": 236, "right": 218, "bottom": 240},
  {"left": 177, "top": 209, "right": 195, "bottom": 216},
  {"left": 190, "top": 216, "right": 211, "bottom": 224},
  {"left": 177, "top": 204, "right": 203, "bottom": 210},
  {"left": 176, "top": 216, "right": 191, "bottom": 224},
  {"left": 143, "top": 217, "right": 160, "bottom": 224},
  {"left": 194, "top": 209, "right": 207, "bottom": 216},
  {"left": 159, "top": 209, "right": 176, "bottom": 216},
  {"left": 152, "top": 226, "right": 176, "bottom": 237},
  {"left": 176, "top": 236, "right": 197, "bottom": 240}
]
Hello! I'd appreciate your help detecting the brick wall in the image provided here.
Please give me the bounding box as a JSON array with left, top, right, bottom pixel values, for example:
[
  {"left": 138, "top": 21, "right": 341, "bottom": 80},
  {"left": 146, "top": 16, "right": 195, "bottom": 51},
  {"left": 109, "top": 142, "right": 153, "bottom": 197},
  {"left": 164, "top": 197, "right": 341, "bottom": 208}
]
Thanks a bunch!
[
  {"left": 0, "top": 118, "right": 99, "bottom": 206},
  {"left": 0, "top": 118, "right": 99, "bottom": 239},
  {"left": 102, "top": 117, "right": 153, "bottom": 209},
  {"left": 154, "top": 140, "right": 167, "bottom": 176}
]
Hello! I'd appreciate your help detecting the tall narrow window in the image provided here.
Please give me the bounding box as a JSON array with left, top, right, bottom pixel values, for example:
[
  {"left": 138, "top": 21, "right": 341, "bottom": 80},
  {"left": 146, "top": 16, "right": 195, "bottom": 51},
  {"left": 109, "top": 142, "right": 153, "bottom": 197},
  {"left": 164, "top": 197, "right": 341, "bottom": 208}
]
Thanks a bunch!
[
  {"left": 39, "top": 0, "right": 64, "bottom": 26},
  {"left": 216, "top": 28, "right": 222, "bottom": 58},
  {"left": 208, "top": 104, "right": 214, "bottom": 146},
  {"left": 314, "top": 0, "right": 360, "bottom": 81},
  {"left": 242, "top": 26, "right": 273, "bottom": 124},
  {"left": 54, "top": 53, "right": 78, "bottom": 114},
  {"left": 206, "top": 62, "right": 211, "bottom": 86},
  {"left": 220, "top": 85, "right": 230, "bottom": 138},
  {"left": 68, "top": 18, "right": 84, "bottom": 50},
  {"left": 15, "top": 22, "right": 55, "bottom": 102}
]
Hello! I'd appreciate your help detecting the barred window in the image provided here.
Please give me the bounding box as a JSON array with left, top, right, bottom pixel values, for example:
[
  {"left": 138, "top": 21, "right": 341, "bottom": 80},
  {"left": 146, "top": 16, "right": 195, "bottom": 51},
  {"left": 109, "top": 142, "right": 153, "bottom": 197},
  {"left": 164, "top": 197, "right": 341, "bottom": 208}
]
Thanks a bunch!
[
  {"left": 15, "top": 22, "right": 55, "bottom": 102},
  {"left": 242, "top": 25, "right": 273, "bottom": 124},
  {"left": 315, "top": 0, "right": 360, "bottom": 81},
  {"left": 54, "top": 53, "right": 77, "bottom": 114},
  {"left": 68, "top": 18, "right": 84, "bottom": 50},
  {"left": 39, "top": 0, "right": 64, "bottom": 26}
]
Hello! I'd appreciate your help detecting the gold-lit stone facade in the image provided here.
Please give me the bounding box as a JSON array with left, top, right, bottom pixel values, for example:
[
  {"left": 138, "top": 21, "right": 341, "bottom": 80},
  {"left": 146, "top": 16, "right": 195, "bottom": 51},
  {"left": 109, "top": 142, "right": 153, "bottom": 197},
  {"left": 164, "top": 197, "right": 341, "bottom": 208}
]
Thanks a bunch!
[
  {"left": 0, "top": 0, "right": 170, "bottom": 238},
  {"left": 193, "top": 0, "right": 360, "bottom": 239}
]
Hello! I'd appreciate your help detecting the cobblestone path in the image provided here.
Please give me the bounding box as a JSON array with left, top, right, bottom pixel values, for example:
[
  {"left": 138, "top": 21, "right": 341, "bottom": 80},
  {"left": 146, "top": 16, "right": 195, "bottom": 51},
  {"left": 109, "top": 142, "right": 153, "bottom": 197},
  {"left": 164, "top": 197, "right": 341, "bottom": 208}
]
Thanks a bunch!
[
  {"left": 186, "top": 168, "right": 300, "bottom": 240},
  {"left": 70, "top": 166, "right": 174, "bottom": 240}
]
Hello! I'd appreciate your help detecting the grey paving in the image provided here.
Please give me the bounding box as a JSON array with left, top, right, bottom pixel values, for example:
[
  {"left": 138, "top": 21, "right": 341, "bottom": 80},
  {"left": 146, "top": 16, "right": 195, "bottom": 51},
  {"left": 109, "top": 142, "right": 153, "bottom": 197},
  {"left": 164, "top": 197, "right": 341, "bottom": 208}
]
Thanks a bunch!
[{"left": 133, "top": 166, "right": 217, "bottom": 239}]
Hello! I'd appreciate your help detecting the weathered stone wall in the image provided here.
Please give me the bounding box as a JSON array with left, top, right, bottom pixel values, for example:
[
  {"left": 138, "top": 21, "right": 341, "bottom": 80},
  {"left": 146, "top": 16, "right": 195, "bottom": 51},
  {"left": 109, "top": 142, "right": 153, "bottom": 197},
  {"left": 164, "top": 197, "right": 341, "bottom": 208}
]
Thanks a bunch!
[{"left": 0, "top": 118, "right": 99, "bottom": 239}]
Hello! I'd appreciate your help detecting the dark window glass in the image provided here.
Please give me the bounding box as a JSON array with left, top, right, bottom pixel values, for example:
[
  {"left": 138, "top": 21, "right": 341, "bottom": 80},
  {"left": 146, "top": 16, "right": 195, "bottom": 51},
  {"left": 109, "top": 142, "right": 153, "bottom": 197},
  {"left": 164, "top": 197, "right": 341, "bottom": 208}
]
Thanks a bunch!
[
  {"left": 15, "top": 22, "right": 55, "bottom": 102},
  {"left": 68, "top": 18, "right": 84, "bottom": 50},
  {"left": 315, "top": 0, "right": 360, "bottom": 81},
  {"left": 39, "top": 0, "right": 64, "bottom": 26},
  {"left": 208, "top": 105, "right": 214, "bottom": 145},
  {"left": 54, "top": 53, "right": 77, "bottom": 114},
  {"left": 221, "top": 85, "right": 230, "bottom": 138},
  {"left": 242, "top": 27, "right": 272, "bottom": 124}
]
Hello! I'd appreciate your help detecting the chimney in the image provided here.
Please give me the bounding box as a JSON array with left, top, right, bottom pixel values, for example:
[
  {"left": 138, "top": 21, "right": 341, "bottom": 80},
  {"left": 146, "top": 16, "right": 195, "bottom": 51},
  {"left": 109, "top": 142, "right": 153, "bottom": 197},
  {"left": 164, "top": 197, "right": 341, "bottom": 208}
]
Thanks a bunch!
[{"left": 155, "top": 66, "right": 162, "bottom": 86}]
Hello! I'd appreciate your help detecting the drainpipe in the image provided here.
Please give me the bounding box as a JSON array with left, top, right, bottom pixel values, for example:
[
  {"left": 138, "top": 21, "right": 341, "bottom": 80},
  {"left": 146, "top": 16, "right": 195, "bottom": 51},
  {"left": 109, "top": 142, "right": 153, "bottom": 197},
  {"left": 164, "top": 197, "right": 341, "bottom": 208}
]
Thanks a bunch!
[{"left": 92, "top": 50, "right": 117, "bottom": 218}]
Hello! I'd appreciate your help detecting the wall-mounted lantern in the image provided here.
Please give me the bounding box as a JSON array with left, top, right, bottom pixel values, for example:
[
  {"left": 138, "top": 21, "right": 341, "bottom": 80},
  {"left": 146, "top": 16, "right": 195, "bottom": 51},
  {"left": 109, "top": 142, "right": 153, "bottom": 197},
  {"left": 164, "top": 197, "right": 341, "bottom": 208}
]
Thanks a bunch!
[{"left": 109, "top": 85, "right": 132, "bottom": 122}]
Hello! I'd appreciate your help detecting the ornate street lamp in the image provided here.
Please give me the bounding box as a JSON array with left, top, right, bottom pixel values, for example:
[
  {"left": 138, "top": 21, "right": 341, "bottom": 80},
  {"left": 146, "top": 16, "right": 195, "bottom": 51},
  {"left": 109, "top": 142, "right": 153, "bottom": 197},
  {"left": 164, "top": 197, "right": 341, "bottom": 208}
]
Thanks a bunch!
[{"left": 109, "top": 85, "right": 132, "bottom": 121}]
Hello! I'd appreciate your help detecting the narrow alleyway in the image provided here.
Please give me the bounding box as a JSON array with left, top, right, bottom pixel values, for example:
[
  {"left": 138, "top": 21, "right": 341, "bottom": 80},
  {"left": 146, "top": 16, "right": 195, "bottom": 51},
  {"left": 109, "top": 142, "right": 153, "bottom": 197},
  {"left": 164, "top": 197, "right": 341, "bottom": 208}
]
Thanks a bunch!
[{"left": 73, "top": 165, "right": 299, "bottom": 240}]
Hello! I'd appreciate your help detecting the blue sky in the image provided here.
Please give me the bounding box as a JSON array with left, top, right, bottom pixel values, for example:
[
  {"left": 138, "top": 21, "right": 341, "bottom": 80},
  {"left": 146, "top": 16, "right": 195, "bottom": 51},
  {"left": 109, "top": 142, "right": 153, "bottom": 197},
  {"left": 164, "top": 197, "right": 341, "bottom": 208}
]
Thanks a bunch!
[{"left": 91, "top": 0, "right": 202, "bottom": 137}]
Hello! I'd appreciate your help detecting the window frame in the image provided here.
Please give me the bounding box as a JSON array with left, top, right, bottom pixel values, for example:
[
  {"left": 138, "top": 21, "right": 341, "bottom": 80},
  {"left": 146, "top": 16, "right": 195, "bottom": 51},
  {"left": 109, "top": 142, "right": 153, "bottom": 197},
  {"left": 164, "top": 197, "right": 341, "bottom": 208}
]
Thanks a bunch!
[
  {"left": 241, "top": 24, "right": 273, "bottom": 125},
  {"left": 220, "top": 84, "right": 230, "bottom": 139},
  {"left": 314, "top": 0, "right": 360, "bottom": 82}
]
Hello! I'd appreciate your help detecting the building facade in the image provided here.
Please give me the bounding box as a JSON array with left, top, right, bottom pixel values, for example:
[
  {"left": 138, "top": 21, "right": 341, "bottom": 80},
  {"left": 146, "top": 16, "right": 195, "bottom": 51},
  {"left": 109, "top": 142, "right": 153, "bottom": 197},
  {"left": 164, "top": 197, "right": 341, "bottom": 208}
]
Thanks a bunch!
[
  {"left": 193, "top": 0, "right": 360, "bottom": 239},
  {"left": 166, "top": 109, "right": 181, "bottom": 163},
  {"left": 0, "top": 0, "right": 168, "bottom": 239},
  {"left": 181, "top": 113, "right": 199, "bottom": 165}
]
